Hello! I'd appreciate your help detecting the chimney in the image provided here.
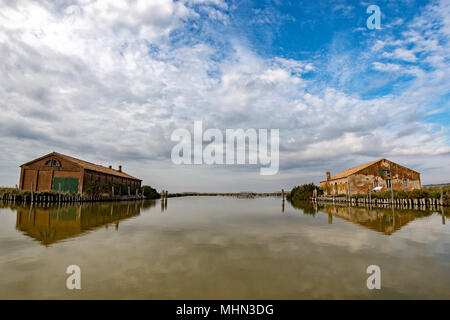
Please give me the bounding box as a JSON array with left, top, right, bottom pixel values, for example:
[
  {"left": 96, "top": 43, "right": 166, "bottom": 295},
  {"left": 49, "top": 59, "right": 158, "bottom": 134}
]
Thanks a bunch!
[
  {"left": 118, "top": 165, "right": 122, "bottom": 172},
  {"left": 326, "top": 171, "right": 331, "bottom": 181},
  {"left": 108, "top": 165, "right": 112, "bottom": 169}
]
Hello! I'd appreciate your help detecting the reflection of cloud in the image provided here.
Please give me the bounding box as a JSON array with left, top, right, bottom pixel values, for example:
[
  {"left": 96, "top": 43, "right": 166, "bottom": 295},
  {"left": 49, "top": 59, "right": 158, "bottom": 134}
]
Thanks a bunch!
[{"left": 1, "top": 198, "right": 449, "bottom": 299}]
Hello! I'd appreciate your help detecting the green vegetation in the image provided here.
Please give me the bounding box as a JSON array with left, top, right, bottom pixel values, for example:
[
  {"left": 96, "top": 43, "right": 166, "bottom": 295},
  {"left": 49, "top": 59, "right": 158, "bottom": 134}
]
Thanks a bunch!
[
  {"left": 141, "top": 185, "right": 160, "bottom": 199},
  {"left": 83, "top": 181, "right": 112, "bottom": 197},
  {"left": 287, "top": 183, "right": 322, "bottom": 201},
  {"left": 0, "top": 187, "right": 18, "bottom": 194}
]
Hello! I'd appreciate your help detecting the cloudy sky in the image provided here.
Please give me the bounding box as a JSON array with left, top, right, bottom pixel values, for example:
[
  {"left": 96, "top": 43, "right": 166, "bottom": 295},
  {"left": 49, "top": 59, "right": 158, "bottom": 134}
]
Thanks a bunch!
[{"left": 0, "top": 0, "right": 449, "bottom": 192}]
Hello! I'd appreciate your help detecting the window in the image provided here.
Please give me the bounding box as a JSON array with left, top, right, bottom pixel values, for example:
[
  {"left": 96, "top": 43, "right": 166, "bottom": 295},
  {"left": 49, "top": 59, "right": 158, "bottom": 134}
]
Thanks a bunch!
[
  {"left": 403, "top": 179, "right": 407, "bottom": 188},
  {"left": 45, "top": 159, "right": 61, "bottom": 167},
  {"left": 387, "top": 179, "right": 391, "bottom": 188},
  {"left": 374, "top": 180, "right": 378, "bottom": 188},
  {"left": 381, "top": 170, "right": 390, "bottom": 177}
]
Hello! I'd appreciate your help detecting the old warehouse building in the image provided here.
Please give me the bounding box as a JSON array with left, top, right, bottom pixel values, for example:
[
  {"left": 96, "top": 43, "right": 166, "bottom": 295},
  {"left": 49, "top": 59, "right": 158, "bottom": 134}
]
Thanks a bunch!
[
  {"left": 320, "top": 159, "right": 421, "bottom": 196},
  {"left": 19, "top": 152, "right": 142, "bottom": 195}
]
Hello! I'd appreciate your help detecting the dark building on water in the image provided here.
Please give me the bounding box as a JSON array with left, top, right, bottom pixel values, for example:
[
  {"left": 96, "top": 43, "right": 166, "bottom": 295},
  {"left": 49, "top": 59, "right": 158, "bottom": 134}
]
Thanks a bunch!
[{"left": 19, "top": 152, "right": 142, "bottom": 195}]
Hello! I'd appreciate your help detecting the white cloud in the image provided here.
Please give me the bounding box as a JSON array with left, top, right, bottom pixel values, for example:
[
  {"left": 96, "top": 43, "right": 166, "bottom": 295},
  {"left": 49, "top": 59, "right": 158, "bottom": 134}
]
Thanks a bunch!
[
  {"left": 383, "top": 48, "right": 417, "bottom": 62},
  {"left": 0, "top": 0, "right": 448, "bottom": 191}
]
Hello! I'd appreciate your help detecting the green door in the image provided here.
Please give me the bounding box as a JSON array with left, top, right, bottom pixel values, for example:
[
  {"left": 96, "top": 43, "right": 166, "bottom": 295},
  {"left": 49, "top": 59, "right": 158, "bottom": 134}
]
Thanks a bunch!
[{"left": 52, "top": 178, "right": 79, "bottom": 194}]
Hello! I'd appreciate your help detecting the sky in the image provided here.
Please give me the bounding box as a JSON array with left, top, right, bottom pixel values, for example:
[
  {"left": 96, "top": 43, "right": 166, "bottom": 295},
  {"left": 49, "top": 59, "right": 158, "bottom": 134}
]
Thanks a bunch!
[{"left": 0, "top": 0, "right": 449, "bottom": 192}]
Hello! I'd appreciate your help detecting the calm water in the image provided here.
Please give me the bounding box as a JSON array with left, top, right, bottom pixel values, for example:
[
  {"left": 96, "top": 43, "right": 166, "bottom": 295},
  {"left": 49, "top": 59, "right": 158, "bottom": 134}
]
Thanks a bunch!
[{"left": 0, "top": 197, "right": 449, "bottom": 299}]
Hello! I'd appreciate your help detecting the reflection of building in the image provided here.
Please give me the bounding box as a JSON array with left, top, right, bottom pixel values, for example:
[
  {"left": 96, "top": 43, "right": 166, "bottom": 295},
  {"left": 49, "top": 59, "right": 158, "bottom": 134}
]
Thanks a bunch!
[
  {"left": 320, "top": 159, "right": 421, "bottom": 196},
  {"left": 19, "top": 152, "right": 142, "bottom": 194},
  {"left": 319, "top": 205, "right": 431, "bottom": 235},
  {"left": 15, "top": 202, "right": 145, "bottom": 245}
]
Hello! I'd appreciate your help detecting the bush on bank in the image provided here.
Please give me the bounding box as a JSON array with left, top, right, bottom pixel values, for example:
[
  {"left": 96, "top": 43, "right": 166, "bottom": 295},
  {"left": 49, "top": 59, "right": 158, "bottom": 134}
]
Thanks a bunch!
[
  {"left": 142, "top": 185, "right": 160, "bottom": 199},
  {"left": 287, "top": 183, "right": 322, "bottom": 201}
]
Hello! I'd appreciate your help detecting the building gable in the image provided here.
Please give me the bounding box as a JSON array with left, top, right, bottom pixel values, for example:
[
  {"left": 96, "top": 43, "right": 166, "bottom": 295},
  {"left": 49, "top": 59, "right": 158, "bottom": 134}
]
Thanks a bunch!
[{"left": 21, "top": 152, "right": 81, "bottom": 171}]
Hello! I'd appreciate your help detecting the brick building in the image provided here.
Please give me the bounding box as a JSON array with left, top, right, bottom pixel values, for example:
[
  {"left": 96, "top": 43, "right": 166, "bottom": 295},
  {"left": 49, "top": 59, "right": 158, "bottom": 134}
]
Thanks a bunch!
[
  {"left": 320, "top": 159, "right": 421, "bottom": 196},
  {"left": 19, "top": 152, "right": 142, "bottom": 195}
]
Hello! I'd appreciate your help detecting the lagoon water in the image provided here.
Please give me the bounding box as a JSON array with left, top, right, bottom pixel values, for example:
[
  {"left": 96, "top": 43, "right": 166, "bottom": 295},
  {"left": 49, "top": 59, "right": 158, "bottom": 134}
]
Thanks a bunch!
[{"left": 0, "top": 197, "right": 449, "bottom": 299}]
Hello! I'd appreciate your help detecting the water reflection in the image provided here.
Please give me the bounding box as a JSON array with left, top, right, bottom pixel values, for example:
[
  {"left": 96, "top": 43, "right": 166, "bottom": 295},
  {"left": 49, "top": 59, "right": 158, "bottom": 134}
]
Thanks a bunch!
[
  {"left": 290, "top": 200, "right": 448, "bottom": 235},
  {"left": 0, "top": 197, "right": 449, "bottom": 299},
  {"left": 14, "top": 201, "right": 156, "bottom": 246},
  {"left": 7, "top": 198, "right": 448, "bottom": 247}
]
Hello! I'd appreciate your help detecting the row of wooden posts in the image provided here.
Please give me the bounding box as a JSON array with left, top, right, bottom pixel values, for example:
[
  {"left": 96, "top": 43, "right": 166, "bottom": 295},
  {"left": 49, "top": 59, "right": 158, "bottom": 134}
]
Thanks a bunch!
[
  {"left": 0, "top": 182, "right": 145, "bottom": 204},
  {"left": 312, "top": 185, "right": 445, "bottom": 207},
  {"left": 0, "top": 192, "right": 145, "bottom": 203},
  {"left": 314, "top": 195, "right": 443, "bottom": 207}
]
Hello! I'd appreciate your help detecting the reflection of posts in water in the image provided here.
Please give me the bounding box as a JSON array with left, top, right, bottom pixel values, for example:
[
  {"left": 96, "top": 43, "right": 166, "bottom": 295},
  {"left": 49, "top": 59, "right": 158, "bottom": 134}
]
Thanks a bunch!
[
  {"left": 28, "top": 202, "right": 33, "bottom": 221},
  {"left": 281, "top": 199, "right": 285, "bottom": 213},
  {"left": 33, "top": 204, "right": 37, "bottom": 226},
  {"left": 346, "top": 184, "right": 349, "bottom": 202},
  {"left": 76, "top": 205, "right": 81, "bottom": 221},
  {"left": 328, "top": 212, "right": 332, "bottom": 224},
  {"left": 442, "top": 206, "right": 446, "bottom": 225},
  {"left": 392, "top": 205, "right": 395, "bottom": 229},
  {"left": 164, "top": 190, "right": 168, "bottom": 210},
  {"left": 161, "top": 190, "right": 165, "bottom": 212},
  {"left": 56, "top": 203, "right": 61, "bottom": 220}
]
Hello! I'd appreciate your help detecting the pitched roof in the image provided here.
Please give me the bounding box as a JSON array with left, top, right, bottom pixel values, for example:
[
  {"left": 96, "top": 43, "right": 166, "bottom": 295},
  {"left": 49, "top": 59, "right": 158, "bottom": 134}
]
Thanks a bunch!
[
  {"left": 322, "top": 159, "right": 384, "bottom": 182},
  {"left": 21, "top": 152, "right": 141, "bottom": 181}
]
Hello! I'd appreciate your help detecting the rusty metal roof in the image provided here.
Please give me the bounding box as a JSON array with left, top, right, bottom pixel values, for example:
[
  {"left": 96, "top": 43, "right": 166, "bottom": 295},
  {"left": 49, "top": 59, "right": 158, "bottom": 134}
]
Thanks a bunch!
[{"left": 21, "top": 152, "right": 141, "bottom": 181}]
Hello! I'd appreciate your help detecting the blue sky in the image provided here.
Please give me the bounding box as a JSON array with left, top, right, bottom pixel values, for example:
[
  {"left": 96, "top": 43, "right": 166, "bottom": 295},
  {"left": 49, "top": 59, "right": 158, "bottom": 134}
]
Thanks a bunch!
[{"left": 0, "top": 0, "right": 448, "bottom": 191}]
